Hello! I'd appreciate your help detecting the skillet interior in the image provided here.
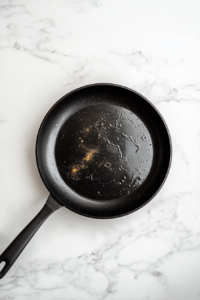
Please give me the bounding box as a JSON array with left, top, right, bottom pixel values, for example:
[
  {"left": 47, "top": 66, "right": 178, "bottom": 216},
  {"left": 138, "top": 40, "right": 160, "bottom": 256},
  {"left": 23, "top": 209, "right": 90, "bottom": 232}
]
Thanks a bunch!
[{"left": 36, "top": 84, "right": 171, "bottom": 218}]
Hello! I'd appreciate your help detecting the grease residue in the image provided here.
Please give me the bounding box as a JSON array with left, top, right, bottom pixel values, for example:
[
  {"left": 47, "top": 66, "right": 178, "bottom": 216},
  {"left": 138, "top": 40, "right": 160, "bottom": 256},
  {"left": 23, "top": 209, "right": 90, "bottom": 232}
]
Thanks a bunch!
[{"left": 71, "top": 148, "right": 98, "bottom": 179}]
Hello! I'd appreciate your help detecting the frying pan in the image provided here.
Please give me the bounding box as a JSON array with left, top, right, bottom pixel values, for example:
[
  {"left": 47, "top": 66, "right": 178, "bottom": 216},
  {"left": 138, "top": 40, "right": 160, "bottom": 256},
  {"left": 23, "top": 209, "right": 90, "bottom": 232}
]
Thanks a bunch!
[{"left": 0, "top": 83, "right": 172, "bottom": 278}]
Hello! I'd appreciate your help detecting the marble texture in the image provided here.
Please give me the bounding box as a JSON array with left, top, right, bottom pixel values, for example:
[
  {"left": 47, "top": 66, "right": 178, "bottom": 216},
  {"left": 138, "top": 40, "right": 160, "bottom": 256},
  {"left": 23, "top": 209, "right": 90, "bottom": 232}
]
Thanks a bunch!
[{"left": 0, "top": 0, "right": 200, "bottom": 299}]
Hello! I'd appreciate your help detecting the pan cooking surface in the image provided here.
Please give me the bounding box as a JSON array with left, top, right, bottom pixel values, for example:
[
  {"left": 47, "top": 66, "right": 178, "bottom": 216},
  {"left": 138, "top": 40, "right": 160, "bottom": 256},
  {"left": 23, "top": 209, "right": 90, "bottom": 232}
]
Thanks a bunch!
[{"left": 55, "top": 104, "right": 153, "bottom": 200}]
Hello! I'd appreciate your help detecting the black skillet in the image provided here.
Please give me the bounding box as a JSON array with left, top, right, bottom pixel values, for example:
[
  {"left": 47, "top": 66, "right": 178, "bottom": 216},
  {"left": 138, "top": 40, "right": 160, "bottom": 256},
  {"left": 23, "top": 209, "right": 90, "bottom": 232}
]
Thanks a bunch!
[{"left": 0, "top": 84, "right": 172, "bottom": 278}]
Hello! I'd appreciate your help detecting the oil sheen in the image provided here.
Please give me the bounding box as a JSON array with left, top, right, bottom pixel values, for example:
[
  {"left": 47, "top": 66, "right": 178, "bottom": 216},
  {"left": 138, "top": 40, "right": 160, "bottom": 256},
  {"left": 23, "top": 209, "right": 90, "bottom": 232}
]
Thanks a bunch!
[{"left": 55, "top": 104, "right": 153, "bottom": 200}]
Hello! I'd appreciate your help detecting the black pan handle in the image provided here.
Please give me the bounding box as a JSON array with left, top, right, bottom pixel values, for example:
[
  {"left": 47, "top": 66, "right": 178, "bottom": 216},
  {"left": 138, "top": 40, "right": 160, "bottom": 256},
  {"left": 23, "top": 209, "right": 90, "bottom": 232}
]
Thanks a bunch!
[{"left": 0, "top": 195, "right": 62, "bottom": 279}]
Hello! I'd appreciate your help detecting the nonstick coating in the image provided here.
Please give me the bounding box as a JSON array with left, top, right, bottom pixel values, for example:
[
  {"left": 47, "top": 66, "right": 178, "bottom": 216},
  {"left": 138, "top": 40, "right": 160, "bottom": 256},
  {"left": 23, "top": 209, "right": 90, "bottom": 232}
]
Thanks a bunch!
[{"left": 36, "top": 84, "right": 172, "bottom": 218}]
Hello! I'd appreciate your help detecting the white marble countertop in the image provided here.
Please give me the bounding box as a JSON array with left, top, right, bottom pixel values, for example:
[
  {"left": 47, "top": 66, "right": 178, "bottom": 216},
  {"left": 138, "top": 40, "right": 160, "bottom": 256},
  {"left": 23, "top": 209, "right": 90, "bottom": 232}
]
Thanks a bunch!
[{"left": 0, "top": 0, "right": 200, "bottom": 299}]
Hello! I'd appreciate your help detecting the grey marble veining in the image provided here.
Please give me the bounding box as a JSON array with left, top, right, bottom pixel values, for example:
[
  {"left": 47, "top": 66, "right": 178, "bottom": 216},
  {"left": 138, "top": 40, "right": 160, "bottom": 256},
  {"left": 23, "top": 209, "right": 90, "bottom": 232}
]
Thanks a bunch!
[{"left": 0, "top": 0, "right": 200, "bottom": 299}]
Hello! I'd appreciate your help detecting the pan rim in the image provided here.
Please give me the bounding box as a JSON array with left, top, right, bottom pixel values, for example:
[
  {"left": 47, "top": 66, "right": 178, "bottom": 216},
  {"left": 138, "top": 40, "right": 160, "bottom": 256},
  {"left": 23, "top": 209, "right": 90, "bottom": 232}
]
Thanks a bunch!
[{"left": 35, "top": 83, "right": 172, "bottom": 219}]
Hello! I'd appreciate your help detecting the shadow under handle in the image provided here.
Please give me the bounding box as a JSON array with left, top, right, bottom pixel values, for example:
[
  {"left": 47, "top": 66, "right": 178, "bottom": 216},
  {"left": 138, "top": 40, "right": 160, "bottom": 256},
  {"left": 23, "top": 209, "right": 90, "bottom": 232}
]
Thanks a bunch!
[{"left": 0, "top": 195, "right": 62, "bottom": 279}]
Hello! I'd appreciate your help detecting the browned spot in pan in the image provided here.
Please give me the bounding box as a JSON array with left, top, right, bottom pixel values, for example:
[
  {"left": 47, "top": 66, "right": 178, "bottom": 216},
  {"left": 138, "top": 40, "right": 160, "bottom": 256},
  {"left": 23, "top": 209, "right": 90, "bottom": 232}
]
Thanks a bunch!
[{"left": 70, "top": 148, "right": 98, "bottom": 180}]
